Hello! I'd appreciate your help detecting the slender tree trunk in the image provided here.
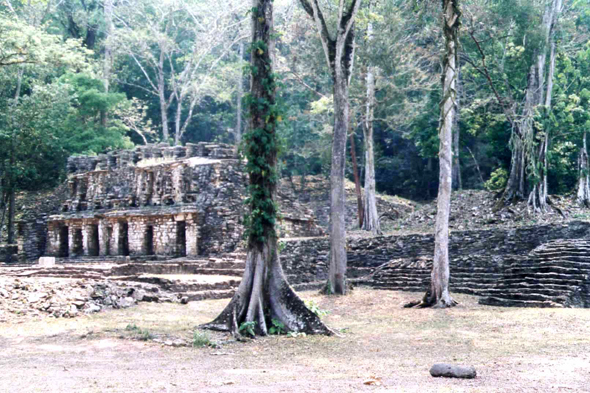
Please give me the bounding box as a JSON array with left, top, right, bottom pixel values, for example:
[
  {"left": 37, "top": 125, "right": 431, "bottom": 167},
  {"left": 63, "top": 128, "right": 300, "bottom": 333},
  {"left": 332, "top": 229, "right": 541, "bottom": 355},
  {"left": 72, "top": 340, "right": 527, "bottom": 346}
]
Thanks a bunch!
[
  {"left": 101, "top": 0, "right": 113, "bottom": 128},
  {"left": 452, "top": 69, "right": 462, "bottom": 190},
  {"left": 409, "top": 0, "right": 460, "bottom": 308},
  {"left": 298, "top": 0, "right": 361, "bottom": 295},
  {"left": 175, "top": 99, "right": 183, "bottom": 146},
  {"left": 6, "top": 68, "right": 23, "bottom": 251},
  {"left": 529, "top": 0, "right": 561, "bottom": 212},
  {"left": 578, "top": 131, "right": 590, "bottom": 207},
  {"left": 203, "top": 0, "right": 331, "bottom": 337},
  {"left": 235, "top": 41, "right": 244, "bottom": 146},
  {"left": 349, "top": 127, "right": 364, "bottom": 228},
  {"left": 329, "top": 73, "right": 350, "bottom": 295},
  {"left": 361, "top": 15, "right": 381, "bottom": 235}
]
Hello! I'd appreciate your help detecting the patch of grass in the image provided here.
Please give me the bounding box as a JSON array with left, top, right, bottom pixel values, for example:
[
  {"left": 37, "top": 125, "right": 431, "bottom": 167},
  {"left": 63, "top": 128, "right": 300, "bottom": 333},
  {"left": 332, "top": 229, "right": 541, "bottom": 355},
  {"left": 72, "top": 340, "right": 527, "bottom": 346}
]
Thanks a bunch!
[
  {"left": 192, "top": 330, "right": 213, "bottom": 348},
  {"left": 125, "top": 323, "right": 154, "bottom": 341}
]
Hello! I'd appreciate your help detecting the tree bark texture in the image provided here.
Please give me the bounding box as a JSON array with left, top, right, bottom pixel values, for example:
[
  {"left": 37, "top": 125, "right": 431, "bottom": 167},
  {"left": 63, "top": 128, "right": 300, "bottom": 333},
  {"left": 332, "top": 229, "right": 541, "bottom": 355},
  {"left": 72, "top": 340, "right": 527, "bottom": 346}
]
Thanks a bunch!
[
  {"left": 361, "top": 15, "right": 381, "bottom": 235},
  {"left": 452, "top": 69, "right": 462, "bottom": 191},
  {"left": 299, "top": 0, "right": 361, "bottom": 295},
  {"left": 235, "top": 41, "right": 244, "bottom": 146},
  {"left": 349, "top": 129, "right": 364, "bottom": 228},
  {"left": 202, "top": 0, "right": 331, "bottom": 337},
  {"left": 528, "top": 0, "right": 562, "bottom": 212},
  {"left": 578, "top": 132, "right": 590, "bottom": 207},
  {"left": 413, "top": 0, "right": 460, "bottom": 309},
  {"left": 101, "top": 0, "right": 114, "bottom": 128}
]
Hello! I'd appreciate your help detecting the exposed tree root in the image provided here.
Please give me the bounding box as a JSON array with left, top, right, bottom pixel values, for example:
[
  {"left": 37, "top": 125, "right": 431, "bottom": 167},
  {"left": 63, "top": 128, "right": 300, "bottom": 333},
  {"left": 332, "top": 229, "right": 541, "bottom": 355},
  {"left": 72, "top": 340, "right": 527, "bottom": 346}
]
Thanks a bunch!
[
  {"left": 201, "top": 243, "right": 333, "bottom": 338},
  {"left": 404, "top": 288, "right": 458, "bottom": 309}
]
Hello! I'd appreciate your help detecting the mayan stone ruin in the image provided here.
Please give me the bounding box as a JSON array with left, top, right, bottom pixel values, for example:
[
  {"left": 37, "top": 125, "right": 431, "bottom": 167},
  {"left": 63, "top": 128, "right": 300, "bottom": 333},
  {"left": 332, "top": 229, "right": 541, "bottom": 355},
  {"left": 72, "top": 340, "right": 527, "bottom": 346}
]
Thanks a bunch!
[{"left": 15, "top": 142, "right": 322, "bottom": 263}]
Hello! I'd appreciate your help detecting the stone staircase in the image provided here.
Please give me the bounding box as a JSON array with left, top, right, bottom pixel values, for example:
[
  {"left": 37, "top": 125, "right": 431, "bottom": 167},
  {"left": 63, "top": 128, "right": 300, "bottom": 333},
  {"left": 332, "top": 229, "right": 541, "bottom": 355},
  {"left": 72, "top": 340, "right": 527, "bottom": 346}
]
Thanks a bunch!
[
  {"left": 359, "top": 255, "right": 506, "bottom": 297},
  {"left": 479, "top": 240, "right": 590, "bottom": 308}
]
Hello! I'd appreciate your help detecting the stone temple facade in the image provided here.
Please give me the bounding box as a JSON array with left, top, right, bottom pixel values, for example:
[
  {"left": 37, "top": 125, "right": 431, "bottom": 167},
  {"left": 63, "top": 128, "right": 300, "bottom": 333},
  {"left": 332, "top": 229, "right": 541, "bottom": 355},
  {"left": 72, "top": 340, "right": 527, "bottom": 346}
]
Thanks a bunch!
[{"left": 33, "top": 142, "right": 321, "bottom": 262}]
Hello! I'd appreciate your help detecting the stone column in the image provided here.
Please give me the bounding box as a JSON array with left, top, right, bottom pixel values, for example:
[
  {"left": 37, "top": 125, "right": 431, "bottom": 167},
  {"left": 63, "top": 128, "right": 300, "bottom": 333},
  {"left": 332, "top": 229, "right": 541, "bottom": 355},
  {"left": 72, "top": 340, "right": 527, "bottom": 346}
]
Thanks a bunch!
[
  {"left": 186, "top": 214, "right": 199, "bottom": 257},
  {"left": 98, "top": 220, "right": 108, "bottom": 256},
  {"left": 82, "top": 222, "right": 90, "bottom": 256},
  {"left": 112, "top": 221, "right": 120, "bottom": 256}
]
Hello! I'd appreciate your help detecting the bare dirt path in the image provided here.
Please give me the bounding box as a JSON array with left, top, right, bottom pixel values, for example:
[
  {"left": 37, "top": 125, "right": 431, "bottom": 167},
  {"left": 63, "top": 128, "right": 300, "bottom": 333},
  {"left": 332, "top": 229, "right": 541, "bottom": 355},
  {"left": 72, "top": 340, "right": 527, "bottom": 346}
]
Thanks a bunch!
[{"left": 1, "top": 288, "right": 590, "bottom": 393}]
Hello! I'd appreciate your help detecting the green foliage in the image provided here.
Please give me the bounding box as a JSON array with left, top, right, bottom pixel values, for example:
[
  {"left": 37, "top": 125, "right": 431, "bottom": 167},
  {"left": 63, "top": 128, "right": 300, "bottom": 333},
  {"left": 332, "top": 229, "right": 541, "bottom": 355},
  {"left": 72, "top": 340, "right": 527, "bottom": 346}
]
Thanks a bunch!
[
  {"left": 304, "top": 300, "right": 328, "bottom": 318},
  {"left": 238, "top": 321, "right": 256, "bottom": 337},
  {"left": 484, "top": 168, "right": 508, "bottom": 192},
  {"left": 268, "top": 318, "right": 286, "bottom": 335},
  {"left": 242, "top": 32, "right": 283, "bottom": 246}
]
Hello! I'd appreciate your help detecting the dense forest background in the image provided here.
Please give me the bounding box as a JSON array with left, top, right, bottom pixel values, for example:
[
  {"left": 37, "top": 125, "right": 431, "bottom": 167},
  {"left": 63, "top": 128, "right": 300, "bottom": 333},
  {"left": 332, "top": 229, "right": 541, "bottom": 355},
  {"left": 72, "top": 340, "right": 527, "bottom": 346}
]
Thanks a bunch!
[{"left": 1, "top": 0, "right": 590, "bottom": 206}]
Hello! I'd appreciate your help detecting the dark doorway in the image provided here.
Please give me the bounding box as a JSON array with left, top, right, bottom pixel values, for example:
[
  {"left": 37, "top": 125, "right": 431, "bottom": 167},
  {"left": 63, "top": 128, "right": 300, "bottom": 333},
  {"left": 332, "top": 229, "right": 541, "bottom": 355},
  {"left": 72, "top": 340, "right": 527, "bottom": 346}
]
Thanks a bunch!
[
  {"left": 176, "top": 221, "right": 186, "bottom": 257},
  {"left": 73, "top": 229, "right": 84, "bottom": 256},
  {"left": 88, "top": 225, "right": 100, "bottom": 256},
  {"left": 118, "top": 222, "right": 129, "bottom": 256},
  {"left": 144, "top": 225, "right": 154, "bottom": 255},
  {"left": 59, "top": 226, "right": 69, "bottom": 257}
]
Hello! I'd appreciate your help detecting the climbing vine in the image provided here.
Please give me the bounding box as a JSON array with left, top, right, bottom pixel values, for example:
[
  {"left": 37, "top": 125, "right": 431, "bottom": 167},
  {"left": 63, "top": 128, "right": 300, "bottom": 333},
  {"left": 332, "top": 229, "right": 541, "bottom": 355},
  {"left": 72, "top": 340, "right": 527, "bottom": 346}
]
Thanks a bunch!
[{"left": 242, "top": 5, "right": 284, "bottom": 248}]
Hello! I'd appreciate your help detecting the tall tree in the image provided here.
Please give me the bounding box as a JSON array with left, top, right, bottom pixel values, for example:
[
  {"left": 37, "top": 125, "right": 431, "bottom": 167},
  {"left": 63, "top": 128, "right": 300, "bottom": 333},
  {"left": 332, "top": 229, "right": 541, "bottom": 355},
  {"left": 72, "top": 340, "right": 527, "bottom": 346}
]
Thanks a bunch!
[
  {"left": 298, "top": 0, "right": 362, "bottom": 295},
  {"left": 361, "top": 2, "right": 381, "bottom": 235},
  {"left": 527, "top": 0, "right": 563, "bottom": 212},
  {"left": 202, "top": 0, "right": 332, "bottom": 337},
  {"left": 409, "top": 0, "right": 460, "bottom": 308}
]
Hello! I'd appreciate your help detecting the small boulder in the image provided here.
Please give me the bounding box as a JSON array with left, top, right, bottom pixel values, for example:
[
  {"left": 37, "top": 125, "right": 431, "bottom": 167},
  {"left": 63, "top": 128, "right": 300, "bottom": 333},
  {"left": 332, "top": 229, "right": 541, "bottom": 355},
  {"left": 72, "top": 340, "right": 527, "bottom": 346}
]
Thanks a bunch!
[{"left": 430, "top": 363, "right": 476, "bottom": 379}]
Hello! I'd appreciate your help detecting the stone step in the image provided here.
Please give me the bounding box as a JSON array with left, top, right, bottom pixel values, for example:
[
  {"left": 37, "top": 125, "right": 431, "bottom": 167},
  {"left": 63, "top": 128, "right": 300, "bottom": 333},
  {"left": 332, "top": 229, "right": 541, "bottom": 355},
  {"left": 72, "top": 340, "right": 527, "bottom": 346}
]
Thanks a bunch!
[
  {"left": 500, "top": 277, "right": 586, "bottom": 286},
  {"left": 483, "top": 287, "right": 572, "bottom": 298},
  {"left": 184, "top": 289, "right": 236, "bottom": 302},
  {"left": 479, "top": 296, "right": 564, "bottom": 308}
]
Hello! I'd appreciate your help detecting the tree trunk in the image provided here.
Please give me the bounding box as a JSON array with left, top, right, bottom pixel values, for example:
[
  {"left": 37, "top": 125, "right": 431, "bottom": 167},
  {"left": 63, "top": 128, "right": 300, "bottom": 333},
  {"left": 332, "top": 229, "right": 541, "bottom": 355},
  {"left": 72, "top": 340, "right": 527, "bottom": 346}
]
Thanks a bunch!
[
  {"left": 202, "top": 0, "right": 331, "bottom": 337},
  {"left": 298, "top": 0, "right": 360, "bottom": 295},
  {"left": 328, "top": 74, "right": 350, "bottom": 295},
  {"left": 174, "top": 98, "right": 183, "bottom": 146},
  {"left": 410, "top": 0, "right": 460, "bottom": 309},
  {"left": 235, "top": 41, "right": 244, "bottom": 146},
  {"left": 528, "top": 0, "right": 562, "bottom": 212},
  {"left": 452, "top": 69, "right": 462, "bottom": 191},
  {"left": 349, "top": 128, "right": 363, "bottom": 228},
  {"left": 101, "top": 0, "right": 114, "bottom": 128},
  {"left": 578, "top": 132, "right": 590, "bottom": 207},
  {"left": 361, "top": 15, "right": 381, "bottom": 235}
]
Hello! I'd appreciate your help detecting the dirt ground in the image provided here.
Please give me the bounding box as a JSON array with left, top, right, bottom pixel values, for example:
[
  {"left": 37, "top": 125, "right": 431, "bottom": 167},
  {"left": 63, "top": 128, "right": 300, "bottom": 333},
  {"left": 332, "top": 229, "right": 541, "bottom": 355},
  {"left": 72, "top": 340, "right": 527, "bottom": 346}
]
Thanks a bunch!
[{"left": 1, "top": 287, "right": 590, "bottom": 393}]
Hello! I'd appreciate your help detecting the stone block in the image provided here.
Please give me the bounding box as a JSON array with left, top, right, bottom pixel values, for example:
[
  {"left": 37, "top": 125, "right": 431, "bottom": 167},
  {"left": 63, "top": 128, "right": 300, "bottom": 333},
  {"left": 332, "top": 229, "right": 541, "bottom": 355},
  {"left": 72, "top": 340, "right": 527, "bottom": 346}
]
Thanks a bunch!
[{"left": 38, "top": 257, "right": 56, "bottom": 267}]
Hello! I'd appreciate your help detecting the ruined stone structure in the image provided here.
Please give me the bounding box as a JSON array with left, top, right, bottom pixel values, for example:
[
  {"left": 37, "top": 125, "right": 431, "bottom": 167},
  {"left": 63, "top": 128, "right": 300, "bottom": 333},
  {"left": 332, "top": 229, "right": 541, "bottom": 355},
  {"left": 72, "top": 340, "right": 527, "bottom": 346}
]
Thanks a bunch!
[
  {"left": 280, "top": 221, "right": 590, "bottom": 307},
  {"left": 28, "top": 142, "right": 322, "bottom": 262}
]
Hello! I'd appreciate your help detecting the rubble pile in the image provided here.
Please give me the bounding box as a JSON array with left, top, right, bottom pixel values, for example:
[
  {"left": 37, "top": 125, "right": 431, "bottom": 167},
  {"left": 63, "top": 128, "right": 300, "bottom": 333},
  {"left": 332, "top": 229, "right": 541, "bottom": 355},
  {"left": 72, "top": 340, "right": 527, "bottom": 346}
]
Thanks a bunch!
[{"left": 0, "top": 277, "right": 183, "bottom": 323}]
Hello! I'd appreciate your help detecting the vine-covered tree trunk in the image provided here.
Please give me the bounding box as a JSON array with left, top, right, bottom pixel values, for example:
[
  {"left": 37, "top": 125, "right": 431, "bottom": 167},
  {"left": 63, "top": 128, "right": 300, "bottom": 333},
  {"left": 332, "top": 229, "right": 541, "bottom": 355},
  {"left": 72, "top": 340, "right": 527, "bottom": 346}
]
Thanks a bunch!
[
  {"left": 202, "top": 0, "right": 332, "bottom": 337},
  {"left": 299, "top": 0, "right": 361, "bottom": 295},
  {"left": 361, "top": 14, "right": 381, "bottom": 235},
  {"left": 409, "top": 0, "right": 460, "bottom": 308},
  {"left": 578, "top": 132, "right": 590, "bottom": 207}
]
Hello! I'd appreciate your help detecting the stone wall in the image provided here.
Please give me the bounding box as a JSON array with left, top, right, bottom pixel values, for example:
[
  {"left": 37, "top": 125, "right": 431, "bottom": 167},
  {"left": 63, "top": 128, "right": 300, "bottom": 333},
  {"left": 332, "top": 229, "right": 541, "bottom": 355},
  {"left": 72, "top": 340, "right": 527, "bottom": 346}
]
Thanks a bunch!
[{"left": 280, "top": 221, "right": 590, "bottom": 284}]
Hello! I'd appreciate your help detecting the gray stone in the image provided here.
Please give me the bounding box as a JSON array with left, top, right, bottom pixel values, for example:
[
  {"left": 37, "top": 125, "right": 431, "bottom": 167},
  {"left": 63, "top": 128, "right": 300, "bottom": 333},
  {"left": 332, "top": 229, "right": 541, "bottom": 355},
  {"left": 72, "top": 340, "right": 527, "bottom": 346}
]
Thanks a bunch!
[{"left": 430, "top": 363, "right": 477, "bottom": 379}]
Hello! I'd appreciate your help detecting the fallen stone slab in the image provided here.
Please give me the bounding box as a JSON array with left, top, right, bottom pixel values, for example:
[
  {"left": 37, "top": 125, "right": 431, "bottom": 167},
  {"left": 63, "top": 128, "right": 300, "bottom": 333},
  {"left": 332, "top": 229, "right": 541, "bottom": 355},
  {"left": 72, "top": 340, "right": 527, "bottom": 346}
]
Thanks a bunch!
[{"left": 430, "top": 363, "right": 477, "bottom": 379}]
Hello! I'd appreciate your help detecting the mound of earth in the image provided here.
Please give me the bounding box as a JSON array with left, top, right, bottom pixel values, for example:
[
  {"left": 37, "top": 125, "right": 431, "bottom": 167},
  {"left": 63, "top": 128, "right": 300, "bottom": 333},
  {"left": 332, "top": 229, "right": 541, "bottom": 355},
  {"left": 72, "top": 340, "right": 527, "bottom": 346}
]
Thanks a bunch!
[
  {"left": 279, "top": 175, "right": 415, "bottom": 232},
  {"left": 398, "top": 189, "right": 589, "bottom": 233}
]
